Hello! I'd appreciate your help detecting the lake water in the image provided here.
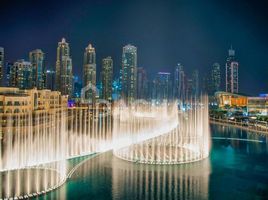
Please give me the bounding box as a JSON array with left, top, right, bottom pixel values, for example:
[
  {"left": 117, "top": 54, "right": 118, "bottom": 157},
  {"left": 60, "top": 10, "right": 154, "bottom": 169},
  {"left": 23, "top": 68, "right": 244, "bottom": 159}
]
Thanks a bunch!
[{"left": 36, "top": 124, "right": 268, "bottom": 200}]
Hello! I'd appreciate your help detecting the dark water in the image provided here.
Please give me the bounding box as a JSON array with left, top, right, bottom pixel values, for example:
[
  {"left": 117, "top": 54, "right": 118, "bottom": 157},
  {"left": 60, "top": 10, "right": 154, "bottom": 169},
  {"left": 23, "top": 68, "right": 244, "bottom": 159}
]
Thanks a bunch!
[{"left": 37, "top": 124, "right": 268, "bottom": 200}]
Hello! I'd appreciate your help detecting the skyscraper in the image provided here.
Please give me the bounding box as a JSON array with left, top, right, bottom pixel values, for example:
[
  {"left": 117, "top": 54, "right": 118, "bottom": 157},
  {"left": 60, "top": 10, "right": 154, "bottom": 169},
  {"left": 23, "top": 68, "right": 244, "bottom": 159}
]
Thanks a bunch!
[
  {"left": 45, "top": 69, "right": 55, "bottom": 91},
  {"left": 174, "top": 63, "right": 186, "bottom": 100},
  {"left": 137, "top": 67, "right": 148, "bottom": 100},
  {"left": 55, "top": 38, "right": 73, "bottom": 97},
  {"left": 83, "top": 44, "right": 96, "bottom": 103},
  {"left": 29, "top": 49, "right": 45, "bottom": 89},
  {"left": 154, "top": 72, "right": 171, "bottom": 103},
  {"left": 186, "top": 78, "right": 193, "bottom": 98},
  {"left": 0, "top": 47, "right": 4, "bottom": 86},
  {"left": 112, "top": 78, "right": 121, "bottom": 101},
  {"left": 192, "top": 69, "right": 199, "bottom": 96},
  {"left": 101, "top": 56, "right": 113, "bottom": 101},
  {"left": 5, "top": 62, "right": 13, "bottom": 87},
  {"left": 10, "top": 59, "right": 33, "bottom": 89},
  {"left": 211, "top": 62, "right": 221, "bottom": 93},
  {"left": 122, "top": 44, "right": 137, "bottom": 103},
  {"left": 73, "top": 75, "right": 82, "bottom": 98},
  {"left": 226, "top": 46, "right": 239, "bottom": 93}
]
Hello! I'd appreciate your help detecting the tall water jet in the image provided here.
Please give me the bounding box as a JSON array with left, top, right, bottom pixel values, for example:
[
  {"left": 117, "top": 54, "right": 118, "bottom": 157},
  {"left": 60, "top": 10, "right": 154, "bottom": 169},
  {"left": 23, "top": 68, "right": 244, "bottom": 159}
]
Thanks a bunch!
[{"left": 113, "top": 96, "right": 210, "bottom": 164}]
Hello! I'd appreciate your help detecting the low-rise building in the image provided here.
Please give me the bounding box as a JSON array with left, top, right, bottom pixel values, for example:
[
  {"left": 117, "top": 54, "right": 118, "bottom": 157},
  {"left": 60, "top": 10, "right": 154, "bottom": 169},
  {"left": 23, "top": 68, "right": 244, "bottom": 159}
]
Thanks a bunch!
[
  {"left": 0, "top": 87, "right": 67, "bottom": 114},
  {"left": 215, "top": 91, "right": 247, "bottom": 108},
  {"left": 215, "top": 91, "right": 268, "bottom": 115},
  {"left": 0, "top": 87, "right": 68, "bottom": 140}
]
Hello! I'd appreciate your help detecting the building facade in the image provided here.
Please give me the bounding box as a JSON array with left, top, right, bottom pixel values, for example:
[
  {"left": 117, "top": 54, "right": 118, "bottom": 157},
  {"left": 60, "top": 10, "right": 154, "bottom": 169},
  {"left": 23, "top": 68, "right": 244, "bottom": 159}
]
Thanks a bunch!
[
  {"left": 9, "top": 59, "right": 33, "bottom": 89},
  {"left": 101, "top": 56, "right": 113, "bottom": 101},
  {"left": 0, "top": 47, "right": 4, "bottom": 86},
  {"left": 45, "top": 69, "right": 55, "bottom": 91},
  {"left": 83, "top": 44, "right": 96, "bottom": 103},
  {"left": 154, "top": 72, "right": 171, "bottom": 103},
  {"left": 29, "top": 49, "right": 45, "bottom": 89},
  {"left": 121, "top": 44, "right": 137, "bottom": 104},
  {"left": 55, "top": 38, "right": 73, "bottom": 97},
  {"left": 191, "top": 69, "right": 199, "bottom": 97},
  {"left": 215, "top": 91, "right": 268, "bottom": 116},
  {"left": 137, "top": 67, "right": 148, "bottom": 100},
  {"left": 211, "top": 63, "right": 221, "bottom": 93},
  {"left": 226, "top": 47, "right": 239, "bottom": 93},
  {"left": 174, "top": 63, "right": 185, "bottom": 100},
  {"left": 0, "top": 87, "right": 68, "bottom": 114}
]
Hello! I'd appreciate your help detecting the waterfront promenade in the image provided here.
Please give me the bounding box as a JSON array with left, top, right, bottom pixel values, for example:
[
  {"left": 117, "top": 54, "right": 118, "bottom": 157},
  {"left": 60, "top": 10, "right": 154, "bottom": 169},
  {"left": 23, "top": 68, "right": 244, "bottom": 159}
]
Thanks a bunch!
[{"left": 210, "top": 117, "right": 268, "bottom": 135}]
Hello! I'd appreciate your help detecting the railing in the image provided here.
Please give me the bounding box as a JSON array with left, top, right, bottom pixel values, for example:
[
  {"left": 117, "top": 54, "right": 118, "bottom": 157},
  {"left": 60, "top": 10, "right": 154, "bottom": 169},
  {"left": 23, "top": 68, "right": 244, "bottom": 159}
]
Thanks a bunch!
[{"left": 210, "top": 117, "right": 268, "bottom": 134}]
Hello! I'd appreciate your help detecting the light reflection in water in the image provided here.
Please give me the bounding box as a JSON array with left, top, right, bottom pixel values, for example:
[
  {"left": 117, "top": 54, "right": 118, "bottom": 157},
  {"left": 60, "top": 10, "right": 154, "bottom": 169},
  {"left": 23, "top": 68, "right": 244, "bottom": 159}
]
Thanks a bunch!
[{"left": 69, "top": 151, "right": 210, "bottom": 200}]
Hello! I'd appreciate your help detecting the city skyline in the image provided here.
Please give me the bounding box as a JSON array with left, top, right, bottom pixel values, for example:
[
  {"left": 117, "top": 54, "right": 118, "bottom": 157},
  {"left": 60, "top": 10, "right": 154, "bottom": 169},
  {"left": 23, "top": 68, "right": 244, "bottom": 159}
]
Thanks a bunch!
[
  {"left": 2, "top": 1, "right": 268, "bottom": 199},
  {"left": 1, "top": 0, "right": 268, "bottom": 95}
]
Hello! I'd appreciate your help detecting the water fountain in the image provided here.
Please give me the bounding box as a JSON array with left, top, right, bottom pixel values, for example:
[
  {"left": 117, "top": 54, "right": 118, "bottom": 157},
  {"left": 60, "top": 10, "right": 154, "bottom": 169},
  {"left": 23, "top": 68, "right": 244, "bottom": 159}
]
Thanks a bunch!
[
  {"left": 0, "top": 96, "right": 210, "bottom": 199},
  {"left": 0, "top": 103, "right": 113, "bottom": 199},
  {"left": 113, "top": 96, "right": 210, "bottom": 164}
]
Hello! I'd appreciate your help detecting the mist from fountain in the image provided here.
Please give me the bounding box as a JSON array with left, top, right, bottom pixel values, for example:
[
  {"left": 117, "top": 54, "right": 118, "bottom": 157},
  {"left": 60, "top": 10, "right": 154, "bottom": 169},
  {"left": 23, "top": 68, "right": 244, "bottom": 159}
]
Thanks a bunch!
[
  {"left": 113, "top": 96, "right": 210, "bottom": 164},
  {"left": 0, "top": 96, "right": 210, "bottom": 199}
]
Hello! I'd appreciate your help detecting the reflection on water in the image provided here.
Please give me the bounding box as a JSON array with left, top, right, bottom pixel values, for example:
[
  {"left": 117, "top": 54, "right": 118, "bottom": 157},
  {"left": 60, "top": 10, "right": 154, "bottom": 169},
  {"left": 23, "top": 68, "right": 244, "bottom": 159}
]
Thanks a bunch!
[
  {"left": 211, "top": 124, "right": 268, "bottom": 154},
  {"left": 66, "top": 151, "right": 210, "bottom": 200},
  {"left": 36, "top": 124, "right": 268, "bottom": 200},
  {"left": 112, "top": 155, "right": 210, "bottom": 200}
]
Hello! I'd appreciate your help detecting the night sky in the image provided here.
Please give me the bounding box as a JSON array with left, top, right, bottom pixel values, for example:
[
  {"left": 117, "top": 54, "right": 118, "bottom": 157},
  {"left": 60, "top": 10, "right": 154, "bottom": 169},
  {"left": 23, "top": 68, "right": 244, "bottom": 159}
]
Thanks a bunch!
[{"left": 1, "top": 0, "right": 268, "bottom": 95}]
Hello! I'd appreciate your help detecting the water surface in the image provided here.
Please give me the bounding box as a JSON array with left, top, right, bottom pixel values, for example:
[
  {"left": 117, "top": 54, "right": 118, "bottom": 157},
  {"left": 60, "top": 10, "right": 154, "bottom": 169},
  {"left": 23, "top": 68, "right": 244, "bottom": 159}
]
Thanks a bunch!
[{"left": 37, "top": 124, "right": 268, "bottom": 200}]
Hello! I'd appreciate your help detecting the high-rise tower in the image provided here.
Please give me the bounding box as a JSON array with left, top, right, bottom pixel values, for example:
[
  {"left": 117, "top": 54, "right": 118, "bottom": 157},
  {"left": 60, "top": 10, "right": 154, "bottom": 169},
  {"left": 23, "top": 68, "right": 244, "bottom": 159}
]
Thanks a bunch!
[
  {"left": 192, "top": 69, "right": 199, "bottom": 96},
  {"left": 55, "top": 38, "right": 73, "bottom": 97},
  {"left": 154, "top": 72, "right": 171, "bottom": 103},
  {"left": 10, "top": 59, "right": 33, "bottom": 89},
  {"left": 83, "top": 44, "right": 96, "bottom": 103},
  {"left": 0, "top": 47, "right": 4, "bottom": 86},
  {"left": 137, "top": 67, "right": 148, "bottom": 100},
  {"left": 226, "top": 46, "right": 238, "bottom": 93},
  {"left": 101, "top": 56, "right": 113, "bottom": 101},
  {"left": 174, "top": 63, "right": 185, "bottom": 100},
  {"left": 211, "top": 62, "right": 221, "bottom": 93},
  {"left": 122, "top": 44, "right": 137, "bottom": 103},
  {"left": 29, "top": 49, "right": 45, "bottom": 89}
]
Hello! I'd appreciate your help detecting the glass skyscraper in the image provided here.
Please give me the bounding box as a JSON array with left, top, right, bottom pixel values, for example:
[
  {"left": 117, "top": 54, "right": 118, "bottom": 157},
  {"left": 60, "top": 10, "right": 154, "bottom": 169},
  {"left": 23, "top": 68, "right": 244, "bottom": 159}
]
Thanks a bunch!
[
  {"left": 0, "top": 47, "right": 4, "bottom": 86},
  {"left": 211, "top": 62, "right": 221, "bottom": 93},
  {"left": 83, "top": 43, "right": 96, "bottom": 103},
  {"left": 226, "top": 46, "right": 239, "bottom": 93},
  {"left": 29, "top": 49, "right": 45, "bottom": 89},
  {"left": 101, "top": 56, "right": 113, "bottom": 102},
  {"left": 154, "top": 72, "right": 171, "bottom": 103},
  {"left": 174, "top": 63, "right": 185, "bottom": 100},
  {"left": 55, "top": 38, "right": 73, "bottom": 97},
  {"left": 10, "top": 59, "right": 33, "bottom": 89},
  {"left": 122, "top": 44, "right": 137, "bottom": 104}
]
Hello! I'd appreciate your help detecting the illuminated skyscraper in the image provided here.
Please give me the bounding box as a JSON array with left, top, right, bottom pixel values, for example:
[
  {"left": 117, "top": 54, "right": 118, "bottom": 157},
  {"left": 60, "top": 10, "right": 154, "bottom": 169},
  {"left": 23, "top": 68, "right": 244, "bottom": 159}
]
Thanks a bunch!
[
  {"left": 186, "top": 78, "right": 193, "bottom": 98},
  {"left": 122, "top": 44, "right": 137, "bottom": 103},
  {"left": 101, "top": 56, "right": 113, "bottom": 101},
  {"left": 83, "top": 43, "right": 96, "bottom": 103},
  {"left": 137, "top": 67, "right": 148, "bottom": 100},
  {"left": 10, "top": 59, "right": 33, "bottom": 89},
  {"left": 73, "top": 75, "right": 82, "bottom": 98},
  {"left": 0, "top": 47, "right": 4, "bottom": 86},
  {"left": 29, "top": 49, "right": 45, "bottom": 89},
  {"left": 226, "top": 46, "right": 238, "bottom": 93},
  {"left": 192, "top": 69, "right": 199, "bottom": 96},
  {"left": 55, "top": 38, "right": 73, "bottom": 97},
  {"left": 211, "top": 62, "right": 221, "bottom": 93},
  {"left": 174, "top": 63, "right": 185, "bottom": 100},
  {"left": 6, "top": 62, "right": 13, "bottom": 86},
  {"left": 45, "top": 69, "right": 55, "bottom": 91},
  {"left": 154, "top": 72, "right": 171, "bottom": 103}
]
